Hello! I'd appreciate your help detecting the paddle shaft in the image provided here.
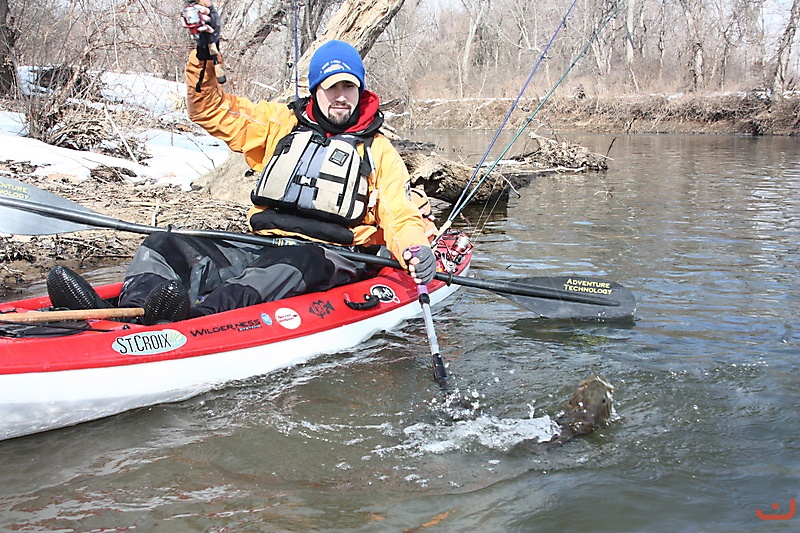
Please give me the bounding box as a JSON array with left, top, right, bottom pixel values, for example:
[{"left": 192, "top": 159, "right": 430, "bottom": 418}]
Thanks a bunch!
[
  {"left": 408, "top": 245, "right": 447, "bottom": 385},
  {"left": 1, "top": 307, "right": 145, "bottom": 323},
  {"left": 0, "top": 196, "right": 622, "bottom": 307}
]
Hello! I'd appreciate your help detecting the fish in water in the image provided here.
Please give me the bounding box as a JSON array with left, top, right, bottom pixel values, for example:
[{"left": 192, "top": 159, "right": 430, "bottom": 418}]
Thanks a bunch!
[
  {"left": 433, "top": 373, "right": 614, "bottom": 448},
  {"left": 555, "top": 373, "right": 614, "bottom": 440}
]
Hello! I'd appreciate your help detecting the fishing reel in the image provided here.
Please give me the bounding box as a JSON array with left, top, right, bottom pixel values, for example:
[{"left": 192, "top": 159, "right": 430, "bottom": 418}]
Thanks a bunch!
[
  {"left": 436, "top": 231, "right": 473, "bottom": 268},
  {"left": 181, "top": 0, "right": 227, "bottom": 84},
  {"left": 181, "top": 2, "right": 204, "bottom": 40}
]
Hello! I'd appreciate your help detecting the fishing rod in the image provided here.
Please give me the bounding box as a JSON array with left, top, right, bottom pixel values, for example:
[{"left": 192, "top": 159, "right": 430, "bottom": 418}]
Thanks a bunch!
[
  {"left": 438, "top": 0, "right": 579, "bottom": 238},
  {"left": 292, "top": 0, "right": 300, "bottom": 99},
  {"left": 437, "top": 0, "right": 625, "bottom": 237}
]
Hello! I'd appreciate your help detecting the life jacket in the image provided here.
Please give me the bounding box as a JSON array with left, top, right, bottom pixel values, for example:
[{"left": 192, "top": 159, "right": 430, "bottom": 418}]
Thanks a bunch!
[{"left": 250, "top": 128, "right": 374, "bottom": 228}]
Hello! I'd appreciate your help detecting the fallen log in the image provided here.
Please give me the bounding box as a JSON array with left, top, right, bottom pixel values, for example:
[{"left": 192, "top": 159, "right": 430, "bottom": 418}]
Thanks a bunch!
[{"left": 401, "top": 151, "right": 533, "bottom": 204}]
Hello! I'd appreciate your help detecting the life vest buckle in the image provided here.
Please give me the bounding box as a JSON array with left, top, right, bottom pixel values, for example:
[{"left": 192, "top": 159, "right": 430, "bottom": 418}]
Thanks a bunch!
[{"left": 295, "top": 175, "right": 316, "bottom": 187}]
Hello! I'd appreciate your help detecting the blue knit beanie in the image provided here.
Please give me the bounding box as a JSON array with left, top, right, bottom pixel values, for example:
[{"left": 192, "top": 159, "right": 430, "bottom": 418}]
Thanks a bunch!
[{"left": 308, "top": 40, "right": 366, "bottom": 92}]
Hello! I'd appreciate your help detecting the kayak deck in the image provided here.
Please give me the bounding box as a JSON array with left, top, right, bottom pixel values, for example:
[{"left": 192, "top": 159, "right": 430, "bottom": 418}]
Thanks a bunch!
[{"left": 0, "top": 232, "right": 472, "bottom": 440}]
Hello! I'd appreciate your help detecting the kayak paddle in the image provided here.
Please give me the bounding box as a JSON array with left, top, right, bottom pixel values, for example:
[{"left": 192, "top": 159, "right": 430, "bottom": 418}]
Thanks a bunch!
[{"left": 0, "top": 176, "right": 636, "bottom": 320}]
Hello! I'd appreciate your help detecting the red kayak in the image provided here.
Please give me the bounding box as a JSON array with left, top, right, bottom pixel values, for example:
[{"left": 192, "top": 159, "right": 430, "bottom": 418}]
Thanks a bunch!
[{"left": 0, "top": 232, "right": 472, "bottom": 441}]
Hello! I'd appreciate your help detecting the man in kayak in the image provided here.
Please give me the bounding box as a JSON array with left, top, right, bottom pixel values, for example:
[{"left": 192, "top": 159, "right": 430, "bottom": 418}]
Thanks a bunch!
[{"left": 46, "top": 1, "right": 435, "bottom": 325}]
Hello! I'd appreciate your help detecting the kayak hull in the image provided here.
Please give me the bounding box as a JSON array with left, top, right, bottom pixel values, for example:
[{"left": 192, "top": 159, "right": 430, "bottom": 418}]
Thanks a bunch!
[{"left": 0, "top": 235, "right": 471, "bottom": 440}]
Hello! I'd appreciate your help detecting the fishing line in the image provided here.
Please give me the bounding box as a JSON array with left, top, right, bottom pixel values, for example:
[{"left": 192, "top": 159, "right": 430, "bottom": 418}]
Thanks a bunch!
[
  {"left": 440, "top": 0, "right": 579, "bottom": 238},
  {"left": 439, "top": 0, "right": 624, "bottom": 238}
]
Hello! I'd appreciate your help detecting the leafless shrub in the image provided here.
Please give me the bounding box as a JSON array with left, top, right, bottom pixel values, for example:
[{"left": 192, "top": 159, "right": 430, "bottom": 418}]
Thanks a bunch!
[
  {"left": 22, "top": 61, "right": 149, "bottom": 162},
  {"left": 31, "top": 65, "right": 95, "bottom": 96},
  {"left": 27, "top": 101, "right": 106, "bottom": 150},
  {"left": 23, "top": 57, "right": 103, "bottom": 143}
]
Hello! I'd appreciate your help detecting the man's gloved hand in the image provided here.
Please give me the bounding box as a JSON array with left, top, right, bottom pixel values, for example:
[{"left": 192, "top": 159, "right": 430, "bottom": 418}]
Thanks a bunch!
[
  {"left": 403, "top": 245, "right": 436, "bottom": 284},
  {"left": 182, "top": 1, "right": 221, "bottom": 60}
]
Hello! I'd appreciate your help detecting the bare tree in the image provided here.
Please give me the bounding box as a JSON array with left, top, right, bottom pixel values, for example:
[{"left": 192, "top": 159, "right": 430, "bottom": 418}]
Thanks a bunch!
[
  {"left": 0, "top": 0, "right": 16, "bottom": 95},
  {"left": 625, "top": 0, "right": 640, "bottom": 90},
  {"left": 767, "top": 0, "right": 799, "bottom": 94},
  {"left": 678, "top": 0, "right": 706, "bottom": 91},
  {"left": 458, "top": 0, "right": 488, "bottom": 98}
]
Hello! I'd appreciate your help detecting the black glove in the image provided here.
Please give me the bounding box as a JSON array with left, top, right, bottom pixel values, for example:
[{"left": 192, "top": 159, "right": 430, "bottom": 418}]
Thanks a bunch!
[
  {"left": 196, "top": 4, "right": 221, "bottom": 60},
  {"left": 404, "top": 245, "right": 436, "bottom": 284}
]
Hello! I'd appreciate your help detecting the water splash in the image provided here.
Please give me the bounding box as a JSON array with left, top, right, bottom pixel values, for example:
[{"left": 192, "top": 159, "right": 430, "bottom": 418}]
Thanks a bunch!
[
  {"left": 402, "top": 414, "right": 560, "bottom": 454},
  {"left": 379, "top": 386, "right": 562, "bottom": 456}
]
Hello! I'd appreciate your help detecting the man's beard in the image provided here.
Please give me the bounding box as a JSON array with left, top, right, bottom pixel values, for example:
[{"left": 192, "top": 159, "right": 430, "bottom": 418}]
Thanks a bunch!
[{"left": 327, "top": 106, "right": 353, "bottom": 126}]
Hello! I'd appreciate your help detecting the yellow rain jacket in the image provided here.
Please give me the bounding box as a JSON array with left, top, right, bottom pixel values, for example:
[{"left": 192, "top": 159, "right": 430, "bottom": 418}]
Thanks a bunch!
[{"left": 185, "top": 52, "right": 428, "bottom": 266}]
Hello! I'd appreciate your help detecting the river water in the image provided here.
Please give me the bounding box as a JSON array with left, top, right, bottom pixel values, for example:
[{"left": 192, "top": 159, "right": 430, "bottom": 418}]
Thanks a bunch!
[{"left": 1, "top": 133, "right": 798, "bottom": 531}]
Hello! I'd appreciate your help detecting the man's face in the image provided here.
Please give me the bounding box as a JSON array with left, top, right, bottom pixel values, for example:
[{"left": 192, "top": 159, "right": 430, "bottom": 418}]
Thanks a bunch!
[{"left": 315, "top": 80, "right": 360, "bottom": 126}]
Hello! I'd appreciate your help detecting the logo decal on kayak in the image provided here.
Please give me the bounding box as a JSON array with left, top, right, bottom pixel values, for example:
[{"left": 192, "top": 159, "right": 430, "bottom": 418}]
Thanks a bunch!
[
  {"left": 189, "top": 319, "right": 262, "bottom": 337},
  {"left": 261, "top": 313, "right": 273, "bottom": 326},
  {"left": 112, "top": 329, "right": 187, "bottom": 356},
  {"left": 309, "top": 300, "right": 335, "bottom": 318},
  {"left": 275, "top": 307, "right": 301, "bottom": 330},
  {"left": 370, "top": 284, "right": 399, "bottom": 303}
]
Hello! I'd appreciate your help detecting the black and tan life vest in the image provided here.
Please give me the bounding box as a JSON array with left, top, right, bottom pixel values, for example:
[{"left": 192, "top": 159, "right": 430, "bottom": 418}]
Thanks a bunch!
[{"left": 251, "top": 129, "right": 373, "bottom": 227}]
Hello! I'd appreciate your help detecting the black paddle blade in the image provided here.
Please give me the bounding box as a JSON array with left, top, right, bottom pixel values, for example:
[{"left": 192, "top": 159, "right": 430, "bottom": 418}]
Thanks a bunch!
[
  {"left": 503, "top": 276, "right": 637, "bottom": 320},
  {"left": 0, "top": 176, "right": 96, "bottom": 235}
]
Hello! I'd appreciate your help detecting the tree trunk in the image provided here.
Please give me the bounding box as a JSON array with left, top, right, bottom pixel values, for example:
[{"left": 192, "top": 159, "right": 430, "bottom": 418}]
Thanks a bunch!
[
  {"left": 625, "top": 0, "right": 640, "bottom": 90},
  {"left": 281, "top": 0, "right": 406, "bottom": 99},
  {"left": 0, "top": 0, "right": 17, "bottom": 96},
  {"left": 625, "top": 0, "right": 635, "bottom": 64},
  {"left": 458, "top": 0, "right": 487, "bottom": 99},
  {"left": 679, "top": 0, "right": 705, "bottom": 91},
  {"left": 767, "top": 0, "right": 800, "bottom": 95}
]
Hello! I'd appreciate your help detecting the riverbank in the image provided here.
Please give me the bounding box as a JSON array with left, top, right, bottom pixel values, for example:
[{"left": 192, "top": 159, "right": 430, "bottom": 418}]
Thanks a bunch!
[
  {"left": 388, "top": 92, "right": 800, "bottom": 136},
  {"left": 0, "top": 174, "right": 248, "bottom": 296}
]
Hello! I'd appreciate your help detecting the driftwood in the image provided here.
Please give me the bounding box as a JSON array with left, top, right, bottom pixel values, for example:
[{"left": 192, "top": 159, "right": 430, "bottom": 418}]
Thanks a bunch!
[
  {"left": 511, "top": 133, "right": 609, "bottom": 171},
  {"left": 401, "top": 151, "right": 531, "bottom": 204}
]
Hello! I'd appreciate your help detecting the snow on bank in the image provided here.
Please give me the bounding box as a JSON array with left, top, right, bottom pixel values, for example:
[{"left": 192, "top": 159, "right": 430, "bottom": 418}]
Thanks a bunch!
[{"left": 1, "top": 70, "right": 232, "bottom": 190}]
